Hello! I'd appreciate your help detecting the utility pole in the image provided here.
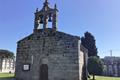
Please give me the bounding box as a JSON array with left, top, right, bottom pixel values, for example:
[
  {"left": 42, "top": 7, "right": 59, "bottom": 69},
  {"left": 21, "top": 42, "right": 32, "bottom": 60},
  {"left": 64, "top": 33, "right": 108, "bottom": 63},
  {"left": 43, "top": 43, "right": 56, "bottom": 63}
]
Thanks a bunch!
[
  {"left": 110, "top": 50, "right": 113, "bottom": 64},
  {"left": 110, "top": 50, "right": 112, "bottom": 57}
]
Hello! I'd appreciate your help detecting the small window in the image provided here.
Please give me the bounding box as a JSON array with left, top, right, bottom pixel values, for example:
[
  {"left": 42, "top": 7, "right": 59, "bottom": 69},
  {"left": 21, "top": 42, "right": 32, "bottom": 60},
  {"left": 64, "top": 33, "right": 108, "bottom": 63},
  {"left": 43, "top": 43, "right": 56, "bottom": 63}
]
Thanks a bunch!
[
  {"left": 65, "top": 42, "right": 71, "bottom": 49},
  {"left": 22, "top": 64, "right": 30, "bottom": 71}
]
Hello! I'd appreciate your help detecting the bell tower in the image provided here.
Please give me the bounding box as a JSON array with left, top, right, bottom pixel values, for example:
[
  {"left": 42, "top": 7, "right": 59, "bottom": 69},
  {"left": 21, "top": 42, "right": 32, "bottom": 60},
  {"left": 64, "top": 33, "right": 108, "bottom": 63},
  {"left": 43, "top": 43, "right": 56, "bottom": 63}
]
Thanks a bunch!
[{"left": 34, "top": 0, "right": 58, "bottom": 32}]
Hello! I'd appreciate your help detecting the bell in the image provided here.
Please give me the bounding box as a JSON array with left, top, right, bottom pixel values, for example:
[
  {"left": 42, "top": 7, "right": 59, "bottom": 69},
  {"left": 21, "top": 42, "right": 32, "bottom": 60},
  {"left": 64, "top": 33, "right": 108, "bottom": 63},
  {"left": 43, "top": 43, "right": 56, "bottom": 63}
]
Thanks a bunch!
[
  {"left": 39, "top": 15, "right": 43, "bottom": 23},
  {"left": 40, "top": 16, "right": 43, "bottom": 23},
  {"left": 48, "top": 16, "right": 52, "bottom": 22},
  {"left": 40, "top": 19, "right": 43, "bottom": 23}
]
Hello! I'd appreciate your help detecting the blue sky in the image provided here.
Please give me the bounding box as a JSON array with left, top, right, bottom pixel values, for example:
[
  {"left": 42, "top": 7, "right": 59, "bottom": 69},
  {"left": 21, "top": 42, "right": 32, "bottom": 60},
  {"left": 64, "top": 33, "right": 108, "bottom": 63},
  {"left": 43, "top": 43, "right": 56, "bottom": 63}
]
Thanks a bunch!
[{"left": 0, "top": 0, "right": 120, "bottom": 58}]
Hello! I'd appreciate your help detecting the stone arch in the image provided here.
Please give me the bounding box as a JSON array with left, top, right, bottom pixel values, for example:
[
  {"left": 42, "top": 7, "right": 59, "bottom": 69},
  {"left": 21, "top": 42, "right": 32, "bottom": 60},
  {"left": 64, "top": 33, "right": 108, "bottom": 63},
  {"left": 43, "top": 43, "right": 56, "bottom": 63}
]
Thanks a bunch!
[{"left": 41, "top": 58, "right": 48, "bottom": 64}]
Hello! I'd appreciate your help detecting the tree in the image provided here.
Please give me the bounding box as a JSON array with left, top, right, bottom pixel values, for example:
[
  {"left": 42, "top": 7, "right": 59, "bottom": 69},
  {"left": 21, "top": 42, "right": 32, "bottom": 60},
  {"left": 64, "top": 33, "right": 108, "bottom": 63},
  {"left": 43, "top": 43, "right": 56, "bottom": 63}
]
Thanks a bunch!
[
  {"left": 81, "top": 31, "right": 98, "bottom": 57},
  {"left": 87, "top": 56, "right": 104, "bottom": 80},
  {"left": 0, "top": 49, "right": 14, "bottom": 58}
]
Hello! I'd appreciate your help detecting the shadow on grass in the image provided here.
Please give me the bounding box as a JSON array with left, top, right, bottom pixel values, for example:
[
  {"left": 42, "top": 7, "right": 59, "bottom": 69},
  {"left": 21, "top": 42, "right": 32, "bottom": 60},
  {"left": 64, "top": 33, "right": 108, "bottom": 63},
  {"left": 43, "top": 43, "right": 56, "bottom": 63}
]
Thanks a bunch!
[
  {"left": 0, "top": 76, "right": 15, "bottom": 80},
  {"left": 89, "top": 79, "right": 96, "bottom": 80}
]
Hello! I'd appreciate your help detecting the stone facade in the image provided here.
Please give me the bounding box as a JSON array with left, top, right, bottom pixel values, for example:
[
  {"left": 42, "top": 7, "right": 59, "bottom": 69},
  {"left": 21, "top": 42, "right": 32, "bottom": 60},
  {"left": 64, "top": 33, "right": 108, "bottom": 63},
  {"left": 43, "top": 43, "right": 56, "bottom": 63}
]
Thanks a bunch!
[
  {"left": 102, "top": 56, "right": 120, "bottom": 77},
  {"left": 15, "top": 0, "right": 88, "bottom": 80}
]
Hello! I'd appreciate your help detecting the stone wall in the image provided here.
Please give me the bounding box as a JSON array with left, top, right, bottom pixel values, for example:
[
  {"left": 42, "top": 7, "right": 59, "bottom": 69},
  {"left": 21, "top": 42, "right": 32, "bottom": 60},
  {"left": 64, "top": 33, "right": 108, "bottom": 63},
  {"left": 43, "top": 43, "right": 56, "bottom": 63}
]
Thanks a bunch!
[{"left": 15, "top": 29, "right": 85, "bottom": 80}]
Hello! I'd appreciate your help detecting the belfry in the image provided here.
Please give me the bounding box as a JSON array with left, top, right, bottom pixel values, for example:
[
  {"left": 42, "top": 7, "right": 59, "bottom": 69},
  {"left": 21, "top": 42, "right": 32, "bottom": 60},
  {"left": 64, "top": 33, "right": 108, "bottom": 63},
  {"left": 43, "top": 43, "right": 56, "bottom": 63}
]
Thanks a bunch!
[
  {"left": 15, "top": 0, "right": 88, "bottom": 80},
  {"left": 34, "top": 0, "right": 58, "bottom": 32}
]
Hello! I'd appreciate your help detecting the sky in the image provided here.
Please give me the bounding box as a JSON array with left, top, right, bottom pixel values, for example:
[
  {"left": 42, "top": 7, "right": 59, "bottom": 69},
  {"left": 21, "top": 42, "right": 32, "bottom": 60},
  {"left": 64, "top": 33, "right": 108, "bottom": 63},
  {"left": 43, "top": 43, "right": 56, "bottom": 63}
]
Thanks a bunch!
[{"left": 0, "top": 0, "right": 120, "bottom": 58}]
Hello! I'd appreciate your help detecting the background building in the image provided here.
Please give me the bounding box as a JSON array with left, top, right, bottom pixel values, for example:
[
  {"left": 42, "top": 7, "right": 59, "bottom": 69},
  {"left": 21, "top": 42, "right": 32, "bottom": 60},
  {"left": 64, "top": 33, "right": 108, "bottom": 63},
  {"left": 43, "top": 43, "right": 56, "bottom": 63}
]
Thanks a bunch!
[
  {"left": 0, "top": 49, "right": 15, "bottom": 73},
  {"left": 102, "top": 56, "right": 120, "bottom": 77},
  {"left": 2, "top": 58, "right": 15, "bottom": 73}
]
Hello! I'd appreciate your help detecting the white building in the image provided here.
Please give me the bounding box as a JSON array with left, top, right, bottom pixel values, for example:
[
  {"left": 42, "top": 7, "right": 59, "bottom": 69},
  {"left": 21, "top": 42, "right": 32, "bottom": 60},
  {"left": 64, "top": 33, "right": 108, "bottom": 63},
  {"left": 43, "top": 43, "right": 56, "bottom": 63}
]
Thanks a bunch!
[
  {"left": 102, "top": 56, "right": 120, "bottom": 77},
  {"left": 1, "top": 58, "right": 15, "bottom": 73}
]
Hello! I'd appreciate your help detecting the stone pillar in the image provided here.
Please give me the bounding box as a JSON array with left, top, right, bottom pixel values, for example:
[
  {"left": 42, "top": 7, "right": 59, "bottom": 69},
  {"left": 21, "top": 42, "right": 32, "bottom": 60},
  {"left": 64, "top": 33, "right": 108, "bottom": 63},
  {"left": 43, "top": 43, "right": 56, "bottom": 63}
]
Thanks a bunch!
[
  {"left": 43, "top": 16, "right": 48, "bottom": 31},
  {"left": 34, "top": 13, "right": 39, "bottom": 32},
  {"left": 52, "top": 12, "right": 57, "bottom": 31}
]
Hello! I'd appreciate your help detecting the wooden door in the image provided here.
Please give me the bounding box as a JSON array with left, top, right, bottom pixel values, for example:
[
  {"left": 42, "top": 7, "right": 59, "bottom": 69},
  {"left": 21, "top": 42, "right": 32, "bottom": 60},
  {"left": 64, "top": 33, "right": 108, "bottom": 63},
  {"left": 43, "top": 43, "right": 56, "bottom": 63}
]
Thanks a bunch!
[{"left": 40, "top": 64, "right": 48, "bottom": 80}]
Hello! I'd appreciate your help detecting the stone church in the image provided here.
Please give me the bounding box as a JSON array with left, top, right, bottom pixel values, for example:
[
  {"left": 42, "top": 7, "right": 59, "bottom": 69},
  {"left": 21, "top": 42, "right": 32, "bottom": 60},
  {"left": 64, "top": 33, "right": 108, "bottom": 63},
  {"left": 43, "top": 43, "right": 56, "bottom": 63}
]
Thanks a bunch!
[{"left": 15, "top": 0, "right": 88, "bottom": 80}]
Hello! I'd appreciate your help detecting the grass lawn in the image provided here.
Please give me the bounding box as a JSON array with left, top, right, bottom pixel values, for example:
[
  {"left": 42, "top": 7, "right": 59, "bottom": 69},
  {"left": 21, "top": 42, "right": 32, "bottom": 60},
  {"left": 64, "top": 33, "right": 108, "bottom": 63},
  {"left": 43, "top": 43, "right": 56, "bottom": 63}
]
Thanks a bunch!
[
  {"left": 89, "top": 75, "right": 120, "bottom": 80},
  {"left": 0, "top": 73, "right": 14, "bottom": 78},
  {"left": 0, "top": 74, "right": 120, "bottom": 80}
]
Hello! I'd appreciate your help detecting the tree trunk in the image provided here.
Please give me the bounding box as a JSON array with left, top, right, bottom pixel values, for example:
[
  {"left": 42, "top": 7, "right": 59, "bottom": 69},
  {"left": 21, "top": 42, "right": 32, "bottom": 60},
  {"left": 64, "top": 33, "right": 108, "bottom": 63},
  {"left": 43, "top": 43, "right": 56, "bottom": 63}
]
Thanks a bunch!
[{"left": 93, "top": 74, "right": 95, "bottom": 80}]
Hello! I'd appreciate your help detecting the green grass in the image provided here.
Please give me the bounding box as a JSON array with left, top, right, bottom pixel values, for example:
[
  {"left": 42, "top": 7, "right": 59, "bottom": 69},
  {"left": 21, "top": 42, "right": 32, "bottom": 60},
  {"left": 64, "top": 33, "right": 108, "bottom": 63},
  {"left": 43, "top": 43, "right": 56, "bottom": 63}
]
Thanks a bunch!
[
  {"left": 0, "top": 74, "right": 120, "bottom": 80},
  {"left": 0, "top": 73, "right": 14, "bottom": 78},
  {"left": 89, "top": 75, "right": 120, "bottom": 80}
]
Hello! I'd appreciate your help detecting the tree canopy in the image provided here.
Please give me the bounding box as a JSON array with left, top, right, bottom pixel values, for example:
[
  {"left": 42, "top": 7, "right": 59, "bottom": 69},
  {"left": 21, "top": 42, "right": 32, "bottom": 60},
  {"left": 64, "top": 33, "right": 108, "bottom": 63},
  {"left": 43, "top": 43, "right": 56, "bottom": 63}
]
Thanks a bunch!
[
  {"left": 87, "top": 56, "right": 104, "bottom": 80},
  {"left": 81, "top": 31, "right": 98, "bottom": 57},
  {"left": 0, "top": 49, "right": 14, "bottom": 58}
]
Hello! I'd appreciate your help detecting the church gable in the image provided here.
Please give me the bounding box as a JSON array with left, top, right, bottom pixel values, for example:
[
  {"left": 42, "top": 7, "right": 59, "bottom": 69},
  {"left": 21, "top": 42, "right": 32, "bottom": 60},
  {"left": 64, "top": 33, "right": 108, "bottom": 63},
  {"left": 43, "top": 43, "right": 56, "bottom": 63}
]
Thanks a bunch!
[{"left": 18, "top": 28, "right": 80, "bottom": 44}]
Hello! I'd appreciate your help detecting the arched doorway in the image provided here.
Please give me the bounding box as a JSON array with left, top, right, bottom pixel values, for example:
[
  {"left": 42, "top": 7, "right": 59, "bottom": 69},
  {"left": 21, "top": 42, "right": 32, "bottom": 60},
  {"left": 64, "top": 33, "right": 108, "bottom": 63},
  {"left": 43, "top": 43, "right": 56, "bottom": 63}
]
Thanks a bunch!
[{"left": 40, "top": 64, "right": 48, "bottom": 80}]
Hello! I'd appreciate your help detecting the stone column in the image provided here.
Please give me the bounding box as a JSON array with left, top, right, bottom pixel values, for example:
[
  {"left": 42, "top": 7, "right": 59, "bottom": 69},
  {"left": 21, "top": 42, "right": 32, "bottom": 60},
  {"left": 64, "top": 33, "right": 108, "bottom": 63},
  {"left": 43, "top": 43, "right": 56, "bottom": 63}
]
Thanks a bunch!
[
  {"left": 52, "top": 13, "right": 57, "bottom": 31},
  {"left": 0, "top": 57, "right": 3, "bottom": 72},
  {"left": 4, "top": 58, "right": 7, "bottom": 70},
  {"left": 43, "top": 16, "right": 48, "bottom": 31},
  {"left": 9, "top": 58, "right": 11, "bottom": 70}
]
